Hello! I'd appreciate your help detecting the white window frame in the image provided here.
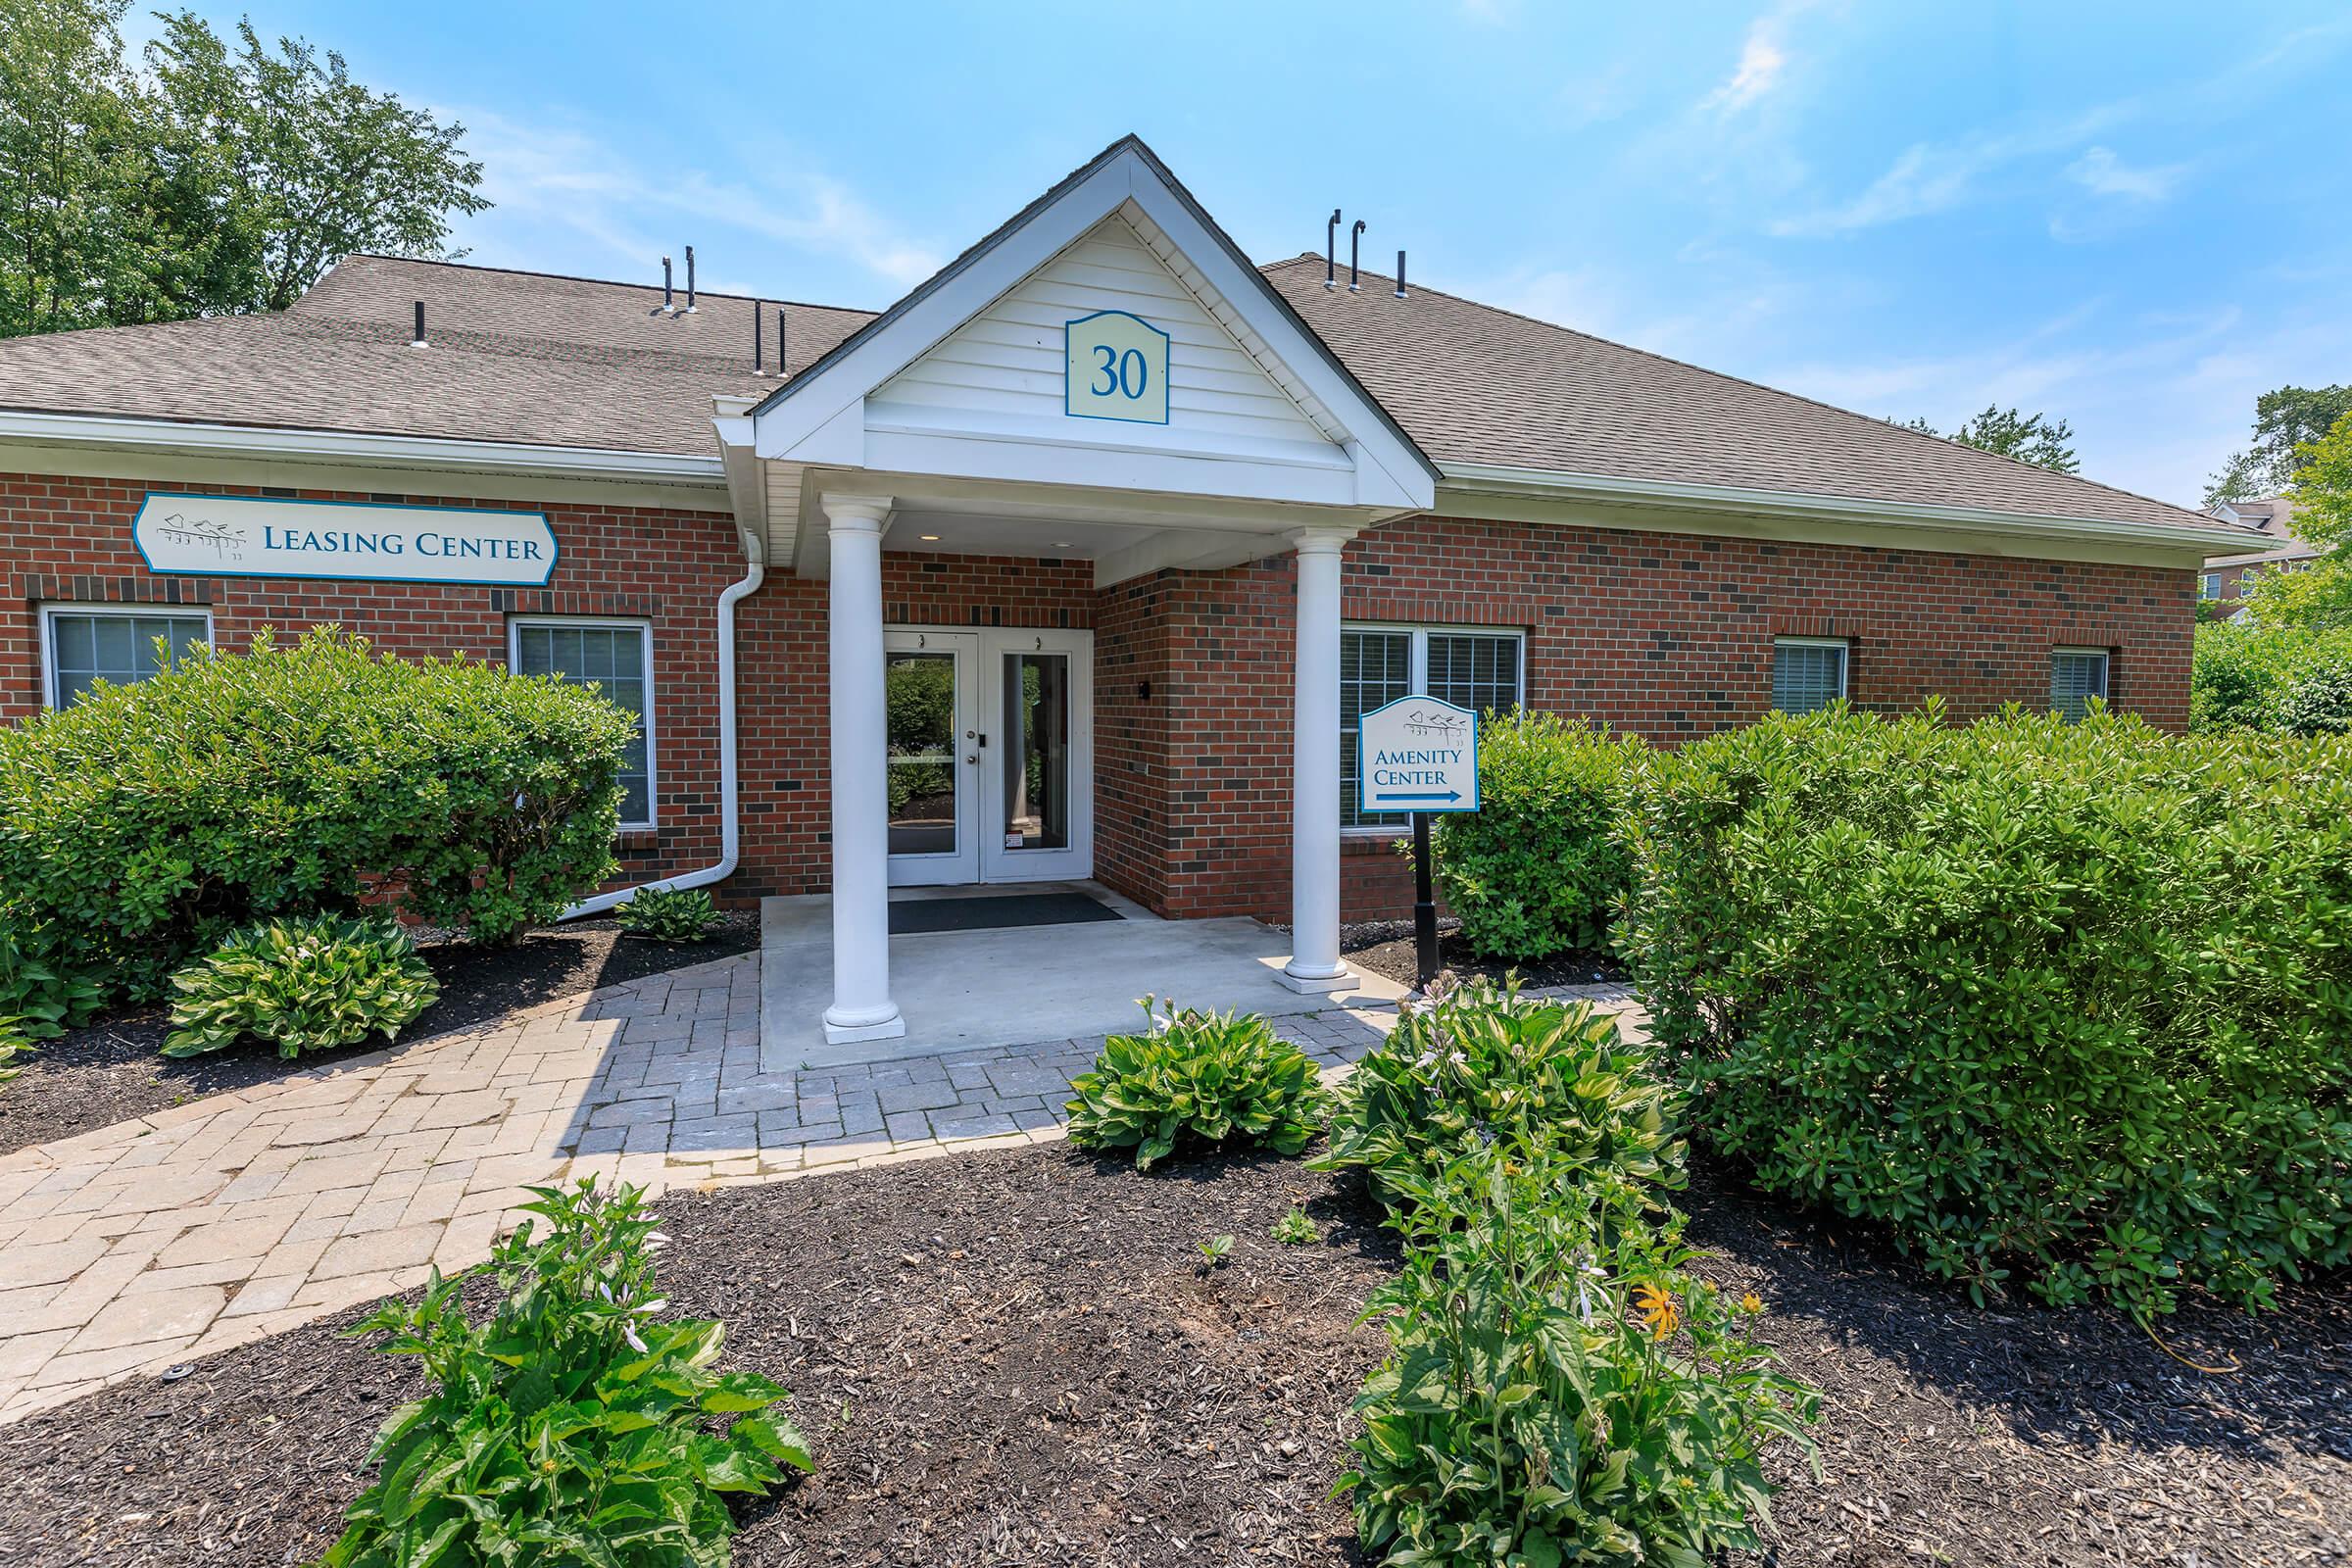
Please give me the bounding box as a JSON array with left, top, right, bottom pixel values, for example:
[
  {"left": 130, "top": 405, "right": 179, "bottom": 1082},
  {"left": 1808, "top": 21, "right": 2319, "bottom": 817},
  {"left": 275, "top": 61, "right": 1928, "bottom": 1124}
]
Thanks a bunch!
[
  {"left": 2050, "top": 645, "right": 2111, "bottom": 722},
  {"left": 1771, "top": 635, "right": 1849, "bottom": 713},
  {"left": 508, "top": 615, "right": 659, "bottom": 831},
  {"left": 1342, "top": 620, "right": 1526, "bottom": 836},
  {"left": 37, "top": 602, "right": 214, "bottom": 710},
  {"left": 2199, "top": 571, "right": 2223, "bottom": 601}
]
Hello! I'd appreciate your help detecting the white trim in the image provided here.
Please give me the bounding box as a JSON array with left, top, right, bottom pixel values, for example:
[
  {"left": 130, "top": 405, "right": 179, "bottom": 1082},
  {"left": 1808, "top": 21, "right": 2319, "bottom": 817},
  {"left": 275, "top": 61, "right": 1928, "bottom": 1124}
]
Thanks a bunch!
[
  {"left": 0, "top": 410, "right": 725, "bottom": 486},
  {"left": 1438, "top": 461, "right": 2264, "bottom": 557},
  {"left": 1340, "top": 620, "right": 1526, "bottom": 836},
  {"left": 36, "top": 601, "right": 213, "bottom": 710},
  {"left": 508, "top": 615, "right": 661, "bottom": 832},
  {"left": 751, "top": 143, "right": 1435, "bottom": 512}
]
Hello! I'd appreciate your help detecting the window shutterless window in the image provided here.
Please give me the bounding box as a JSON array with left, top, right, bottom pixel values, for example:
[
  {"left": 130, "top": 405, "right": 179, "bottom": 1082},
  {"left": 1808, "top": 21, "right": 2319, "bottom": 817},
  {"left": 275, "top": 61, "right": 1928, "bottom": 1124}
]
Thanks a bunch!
[
  {"left": 2050, "top": 647, "right": 2110, "bottom": 723},
  {"left": 39, "top": 605, "right": 211, "bottom": 708},
  {"left": 1341, "top": 624, "right": 1523, "bottom": 829},
  {"left": 2200, "top": 572, "right": 2222, "bottom": 601},
  {"left": 1770, "top": 637, "right": 1847, "bottom": 715},
  {"left": 510, "top": 618, "right": 657, "bottom": 828}
]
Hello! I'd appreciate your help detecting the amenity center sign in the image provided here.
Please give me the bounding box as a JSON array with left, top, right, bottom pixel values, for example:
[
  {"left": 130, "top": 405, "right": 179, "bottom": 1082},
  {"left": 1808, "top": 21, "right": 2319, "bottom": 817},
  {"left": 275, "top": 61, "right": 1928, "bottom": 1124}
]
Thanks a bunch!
[
  {"left": 1356, "top": 695, "right": 1481, "bottom": 815},
  {"left": 132, "top": 492, "right": 558, "bottom": 587}
]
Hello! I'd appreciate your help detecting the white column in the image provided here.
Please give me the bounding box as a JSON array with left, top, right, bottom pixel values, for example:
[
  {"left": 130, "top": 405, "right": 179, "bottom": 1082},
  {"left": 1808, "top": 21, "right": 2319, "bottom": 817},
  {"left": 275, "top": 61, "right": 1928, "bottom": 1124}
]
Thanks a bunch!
[
  {"left": 821, "top": 494, "right": 906, "bottom": 1045},
  {"left": 1279, "top": 526, "right": 1356, "bottom": 994}
]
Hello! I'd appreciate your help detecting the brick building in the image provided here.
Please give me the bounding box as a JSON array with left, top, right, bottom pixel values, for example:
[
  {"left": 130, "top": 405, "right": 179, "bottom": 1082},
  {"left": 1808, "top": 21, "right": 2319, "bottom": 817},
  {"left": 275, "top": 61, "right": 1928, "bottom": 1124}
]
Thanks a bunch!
[{"left": 0, "top": 136, "right": 2257, "bottom": 1046}]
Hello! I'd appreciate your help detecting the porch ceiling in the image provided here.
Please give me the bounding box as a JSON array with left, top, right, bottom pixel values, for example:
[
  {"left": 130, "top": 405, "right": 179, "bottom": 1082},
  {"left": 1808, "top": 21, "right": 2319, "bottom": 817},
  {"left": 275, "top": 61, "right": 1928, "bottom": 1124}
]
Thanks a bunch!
[{"left": 773, "top": 463, "right": 1398, "bottom": 587}]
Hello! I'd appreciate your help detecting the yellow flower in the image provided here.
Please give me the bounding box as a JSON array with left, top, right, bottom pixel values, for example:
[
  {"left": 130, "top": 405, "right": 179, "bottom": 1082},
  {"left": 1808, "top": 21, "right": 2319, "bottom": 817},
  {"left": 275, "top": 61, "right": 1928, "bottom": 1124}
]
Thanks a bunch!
[
  {"left": 1633, "top": 1282, "right": 1681, "bottom": 1339},
  {"left": 1740, "top": 1292, "right": 1764, "bottom": 1314}
]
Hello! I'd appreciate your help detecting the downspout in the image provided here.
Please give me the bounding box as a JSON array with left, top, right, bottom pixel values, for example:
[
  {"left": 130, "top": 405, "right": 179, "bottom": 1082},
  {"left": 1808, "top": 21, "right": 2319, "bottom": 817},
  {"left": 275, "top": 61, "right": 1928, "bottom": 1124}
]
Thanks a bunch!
[{"left": 560, "top": 516, "right": 766, "bottom": 918}]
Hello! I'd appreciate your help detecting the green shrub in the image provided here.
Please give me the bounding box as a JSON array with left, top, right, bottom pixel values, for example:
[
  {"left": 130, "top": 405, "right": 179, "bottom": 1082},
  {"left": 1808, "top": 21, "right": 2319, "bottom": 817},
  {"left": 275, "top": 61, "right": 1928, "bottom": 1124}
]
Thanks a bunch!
[
  {"left": 615, "top": 886, "right": 721, "bottom": 943},
  {"left": 1064, "top": 999, "right": 1327, "bottom": 1170},
  {"left": 2190, "top": 618, "right": 2352, "bottom": 732},
  {"left": 1622, "top": 701, "right": 2352, "bottom": 1314},
  {"left": 0, "top": 1015, "right": 28, "bottom": 1083},
  {"left": 1342, "top": 1143, "right": 1818, "bottom": 1567},
  {"left": 321, "top": 1178, "right": 810, "bottom": 1568},
  {"left": 1313, "top": 978, "right": 1683, "bottom": 1220},
  {"left": 0, "top": 628, "right": 635, "bottom": 1004},
  {"left": 0, "top": 918, "right": 103, "bottom": 1043},
  {"left": 1433, "top": 714, "right": 1646, "bottom": 960},
  {"left": 2275, "top": 658, "right": 2352, "bottom": 736},
  {"left": 165, "top": 914, "right": 441, "bottom": 1058}
]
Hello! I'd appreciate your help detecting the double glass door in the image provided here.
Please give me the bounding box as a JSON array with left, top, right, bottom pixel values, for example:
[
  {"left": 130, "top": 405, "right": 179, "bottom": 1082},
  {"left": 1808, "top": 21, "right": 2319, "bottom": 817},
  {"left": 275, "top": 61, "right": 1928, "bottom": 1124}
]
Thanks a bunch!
[{"left": 884, "top": 628, "right": 1093, "bottom": 886}]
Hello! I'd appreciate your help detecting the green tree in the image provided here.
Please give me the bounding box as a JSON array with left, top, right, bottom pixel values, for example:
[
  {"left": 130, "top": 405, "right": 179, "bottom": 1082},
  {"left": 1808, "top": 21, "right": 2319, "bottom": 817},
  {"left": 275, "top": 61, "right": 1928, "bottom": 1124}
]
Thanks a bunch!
[
  {"left": 1898, "top": 406, "right": 2082, "bottom": 473},
  {"left": 2238, "top": 411, "right": 2352, "bottom": 628},
  {"left": 0, "top": 3, "right": 487, "bottom": 337},
  {"left": 2204, "top": 384, "right": 2352, "bottom": 508}
]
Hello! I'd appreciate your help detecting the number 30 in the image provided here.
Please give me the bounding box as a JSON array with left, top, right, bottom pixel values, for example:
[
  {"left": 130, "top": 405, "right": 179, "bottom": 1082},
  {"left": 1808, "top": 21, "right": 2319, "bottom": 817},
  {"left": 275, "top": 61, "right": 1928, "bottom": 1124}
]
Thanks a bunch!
[{"left": 1091, "top": 344, "right": 1149, "bottom": 400}]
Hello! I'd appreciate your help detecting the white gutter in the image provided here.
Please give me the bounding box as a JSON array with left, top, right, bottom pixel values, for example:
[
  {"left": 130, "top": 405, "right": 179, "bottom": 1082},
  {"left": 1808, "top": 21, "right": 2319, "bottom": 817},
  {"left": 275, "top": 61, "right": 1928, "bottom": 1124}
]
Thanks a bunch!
[
  {"left": 0, "top": 409, "right": 727, "bottom": 487},
  {"left": 1438, "top": 461, "right": 2267, "bottom": 555},
  {"left": 561, "top": 514, "right": 766, "bottom": 919}
]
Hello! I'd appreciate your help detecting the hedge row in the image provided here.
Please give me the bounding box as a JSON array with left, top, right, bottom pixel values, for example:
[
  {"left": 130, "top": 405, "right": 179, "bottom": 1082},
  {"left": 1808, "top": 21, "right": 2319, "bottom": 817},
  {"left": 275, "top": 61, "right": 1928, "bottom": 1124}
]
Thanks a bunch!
[
  {"left": 1619, "top": 703, "right": 2352, "bottom": 1314},
  {"left": 0, "top": 628, "right": 635, "bottom": 1006}
]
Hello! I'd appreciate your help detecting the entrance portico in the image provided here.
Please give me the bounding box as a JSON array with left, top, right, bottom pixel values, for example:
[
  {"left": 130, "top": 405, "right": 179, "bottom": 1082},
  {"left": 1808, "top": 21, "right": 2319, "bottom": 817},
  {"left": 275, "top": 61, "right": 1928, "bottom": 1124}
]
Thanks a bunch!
[{"left": 714, "top": 137, "right": 1439, "bottom": 1046}]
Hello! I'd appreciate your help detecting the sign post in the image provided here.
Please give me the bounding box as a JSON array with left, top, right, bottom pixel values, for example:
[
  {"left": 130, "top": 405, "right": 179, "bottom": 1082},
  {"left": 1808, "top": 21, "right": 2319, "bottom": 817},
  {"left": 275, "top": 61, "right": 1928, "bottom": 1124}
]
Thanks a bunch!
[{"left": 1355, "top": 696, "right": 1481, "bottom": 991}]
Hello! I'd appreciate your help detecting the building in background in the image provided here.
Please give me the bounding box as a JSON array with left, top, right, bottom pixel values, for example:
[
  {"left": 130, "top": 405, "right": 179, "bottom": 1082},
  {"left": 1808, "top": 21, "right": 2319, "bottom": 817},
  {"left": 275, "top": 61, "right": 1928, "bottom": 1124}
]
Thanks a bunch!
[{"left": 2202, "top": 497, "right": 2317, "bottom": 614}]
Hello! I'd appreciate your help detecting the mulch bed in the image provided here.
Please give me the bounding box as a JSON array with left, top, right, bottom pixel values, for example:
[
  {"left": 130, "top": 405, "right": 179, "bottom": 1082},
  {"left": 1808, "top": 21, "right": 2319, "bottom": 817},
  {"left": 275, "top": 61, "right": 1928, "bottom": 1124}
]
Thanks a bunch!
[
  {"left": 2, "top": 1139, "right": 2344, "bottom": 1566},
  {"left": 0, "top": 1144, "right": 1396, "bottom": 1567},
  {"left": 1341, "top": 915, "right": 1623, "bottom": 990},
  {"left": 0, "top": 912, "right": 760, "bottom": 1156}
]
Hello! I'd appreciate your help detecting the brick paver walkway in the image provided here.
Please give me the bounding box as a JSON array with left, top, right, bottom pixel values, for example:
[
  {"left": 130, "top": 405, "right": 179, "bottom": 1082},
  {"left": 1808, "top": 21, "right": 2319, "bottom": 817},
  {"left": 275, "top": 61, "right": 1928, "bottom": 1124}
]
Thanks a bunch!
[{"left": 0, "top": 954, "right": 1638, "bottom": 1424}]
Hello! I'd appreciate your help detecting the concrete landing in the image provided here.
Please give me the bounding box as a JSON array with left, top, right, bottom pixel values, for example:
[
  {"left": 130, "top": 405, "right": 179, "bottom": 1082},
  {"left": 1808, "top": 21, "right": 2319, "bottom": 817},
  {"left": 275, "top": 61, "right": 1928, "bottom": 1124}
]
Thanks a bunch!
[{"left": 760, "top": 884, "right": 1409, "bottom": 1070}]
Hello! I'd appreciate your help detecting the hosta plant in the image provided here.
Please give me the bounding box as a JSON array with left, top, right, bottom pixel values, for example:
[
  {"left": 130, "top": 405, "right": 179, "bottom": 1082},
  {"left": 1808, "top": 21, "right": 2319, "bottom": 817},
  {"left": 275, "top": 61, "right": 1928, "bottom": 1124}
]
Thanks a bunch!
[
  {"left": 1065, "top": 999, "right": 1327, "bottom": 1170},
  {"left": 1313, "top": 977, "right": 1683, "bottom": 1219},
  {"left": 616, "top": 886, "right": 721, "bottom": 943},
  {"left": 1343, "top": 1145, "right": 1818, "bottom": 1568},
  {"left": 319, "top": 1178, "right": 811, "bottom": 1568},
  {"left": 165, "top": 914, "right": 440, "bottom": 1058}
]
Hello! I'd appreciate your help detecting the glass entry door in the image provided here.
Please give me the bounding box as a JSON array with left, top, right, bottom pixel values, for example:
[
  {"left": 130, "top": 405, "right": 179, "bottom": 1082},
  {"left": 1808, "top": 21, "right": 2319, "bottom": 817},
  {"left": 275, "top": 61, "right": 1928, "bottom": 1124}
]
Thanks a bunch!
[{"left": 885, "top": 628, "right": 1093, "bottom": 887}]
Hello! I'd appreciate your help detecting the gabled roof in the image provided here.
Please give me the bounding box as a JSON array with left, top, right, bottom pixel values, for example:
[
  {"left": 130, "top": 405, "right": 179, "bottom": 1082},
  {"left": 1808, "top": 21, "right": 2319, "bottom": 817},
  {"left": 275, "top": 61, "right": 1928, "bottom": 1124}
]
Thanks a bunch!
[{"left": 0, "top": 145, "right": 2260, "bottom": 545}]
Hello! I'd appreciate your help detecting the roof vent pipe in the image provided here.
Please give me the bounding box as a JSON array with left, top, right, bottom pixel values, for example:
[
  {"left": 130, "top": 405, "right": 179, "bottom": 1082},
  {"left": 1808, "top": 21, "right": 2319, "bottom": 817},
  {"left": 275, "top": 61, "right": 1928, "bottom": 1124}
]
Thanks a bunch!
[
  {"left": 410, "top": 300, "right": 426, "bottom": 347},
  {"left": 776, "top": 305, "right": 787, "bottom": 376},
  {"left": 659, "top": 256, "right": 673, "bottom": 315},
  {"left": 1395, "top": 251, "right": 1407, "bottom": 300},
  {"left": 684, "top": 245, "right": 698, "bottom": 313},
  {"left": 1349, "top": 219, "right": 1365, "bottom": 291},
  {"left": 1324, "top": 209, "right": 1341, "bottom": 288},
  {"left": 751, "top": 299, "right": 765, "bottom": 375}
]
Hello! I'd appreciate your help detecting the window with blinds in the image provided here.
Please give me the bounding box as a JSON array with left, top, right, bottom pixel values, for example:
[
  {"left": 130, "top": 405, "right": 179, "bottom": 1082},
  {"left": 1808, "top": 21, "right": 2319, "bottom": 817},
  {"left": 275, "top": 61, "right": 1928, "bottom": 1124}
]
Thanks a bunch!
[
  {"left": 1771, "top": 638, "right": 1847, "bottom": 714},
  {"left": 1342, "top": 625, "right": 1524, "bottom": 828},
  {"left": 2050, "top": 648, "right": 2110, "bottom": 722},
  {"left": 512, "top": 620, "right": 657, "bottom": 826},
  {"left": 44, "top": 608, "right": 210, "bottom": 707}
]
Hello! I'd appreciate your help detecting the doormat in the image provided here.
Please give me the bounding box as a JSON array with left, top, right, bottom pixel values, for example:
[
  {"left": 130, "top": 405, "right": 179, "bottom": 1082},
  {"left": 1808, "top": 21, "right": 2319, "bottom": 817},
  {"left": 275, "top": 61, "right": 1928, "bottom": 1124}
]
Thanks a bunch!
[{"left": 887, "top": 892, "right": 1125, "bottom": 935}]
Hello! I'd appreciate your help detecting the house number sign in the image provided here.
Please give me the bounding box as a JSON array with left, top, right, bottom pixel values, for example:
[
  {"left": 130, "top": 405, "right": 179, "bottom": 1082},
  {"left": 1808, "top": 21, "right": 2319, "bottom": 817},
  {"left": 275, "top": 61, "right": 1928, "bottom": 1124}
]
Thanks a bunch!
[{"left": 1063, "top": 309, "right": 1170, "bottom": 425}]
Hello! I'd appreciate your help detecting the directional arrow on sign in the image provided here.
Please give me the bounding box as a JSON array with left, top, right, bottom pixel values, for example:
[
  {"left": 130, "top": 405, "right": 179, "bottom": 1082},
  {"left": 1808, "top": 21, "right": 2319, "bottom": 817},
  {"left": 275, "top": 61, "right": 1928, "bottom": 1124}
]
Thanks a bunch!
[{"left": 1373, "top": 790, "right": 1462, "bottom": 804}]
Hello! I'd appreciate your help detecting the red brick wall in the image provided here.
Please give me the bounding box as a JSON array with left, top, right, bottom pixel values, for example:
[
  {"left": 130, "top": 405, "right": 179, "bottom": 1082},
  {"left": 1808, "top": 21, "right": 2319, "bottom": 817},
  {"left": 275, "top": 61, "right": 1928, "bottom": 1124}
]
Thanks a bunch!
[
  {"left": 0, "top": 471, "right": 745, "bottom": 887},
  {"left": 1139, "top": 513, "right": 2197, "bottom": 922},
  {"left": 2, "top": 474, "right": 2199, "bottom": 924}
]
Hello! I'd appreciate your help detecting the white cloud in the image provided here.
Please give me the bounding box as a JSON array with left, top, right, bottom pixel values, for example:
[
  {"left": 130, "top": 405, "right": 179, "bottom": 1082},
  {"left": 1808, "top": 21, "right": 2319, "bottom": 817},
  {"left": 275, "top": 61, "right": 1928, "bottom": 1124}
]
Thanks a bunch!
[
  {"left": 1768, "top": 106, "right": 2129, "bottom": 236},
  {"left": 451, "top": 109, "right": 944, "bottom": 295},
  {"left": 1704, "top": 27, "right": 1788, "bottom": 114},
  {"left": 2064, "top": 146, "right": 2186, "bottom": 204},
  {"left": 1700, "top": 1, "right": 1831, "bottom": 116}
]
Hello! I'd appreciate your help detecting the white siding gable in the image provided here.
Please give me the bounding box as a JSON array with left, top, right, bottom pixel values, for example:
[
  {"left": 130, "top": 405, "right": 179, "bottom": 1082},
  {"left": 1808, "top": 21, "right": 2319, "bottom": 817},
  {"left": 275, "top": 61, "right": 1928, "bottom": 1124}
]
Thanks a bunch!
[{"left": 869, "top": 211, "right": 1344, "bottom": 468}]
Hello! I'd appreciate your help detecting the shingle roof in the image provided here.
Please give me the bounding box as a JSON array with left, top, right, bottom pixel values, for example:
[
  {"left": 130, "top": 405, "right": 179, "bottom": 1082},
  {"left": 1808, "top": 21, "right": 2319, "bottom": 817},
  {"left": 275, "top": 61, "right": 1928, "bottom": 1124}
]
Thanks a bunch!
[
  {"left": 1258, "top": 256, "right": 2221, "bottom": 533},
  {"left": 0, "top": 256, "right": 870, "bottom": 457},
  {"left": 0, "top": 249, "right": 2235, "bottom": 537}
]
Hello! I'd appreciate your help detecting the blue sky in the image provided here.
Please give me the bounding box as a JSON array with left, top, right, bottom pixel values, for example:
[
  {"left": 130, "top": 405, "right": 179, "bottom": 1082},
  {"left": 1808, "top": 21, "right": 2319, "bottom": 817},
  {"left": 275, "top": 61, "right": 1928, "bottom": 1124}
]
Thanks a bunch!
[{"left": 141, "top": 1, "right": 2352, "bottom": 507}]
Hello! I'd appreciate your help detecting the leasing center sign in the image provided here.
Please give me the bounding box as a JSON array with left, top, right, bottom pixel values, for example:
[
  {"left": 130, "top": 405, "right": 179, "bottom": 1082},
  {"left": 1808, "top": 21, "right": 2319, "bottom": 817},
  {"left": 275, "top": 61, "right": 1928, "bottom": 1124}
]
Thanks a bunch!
[{"left": 132, "top": 492, "right": 558, "bottom": 586}]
